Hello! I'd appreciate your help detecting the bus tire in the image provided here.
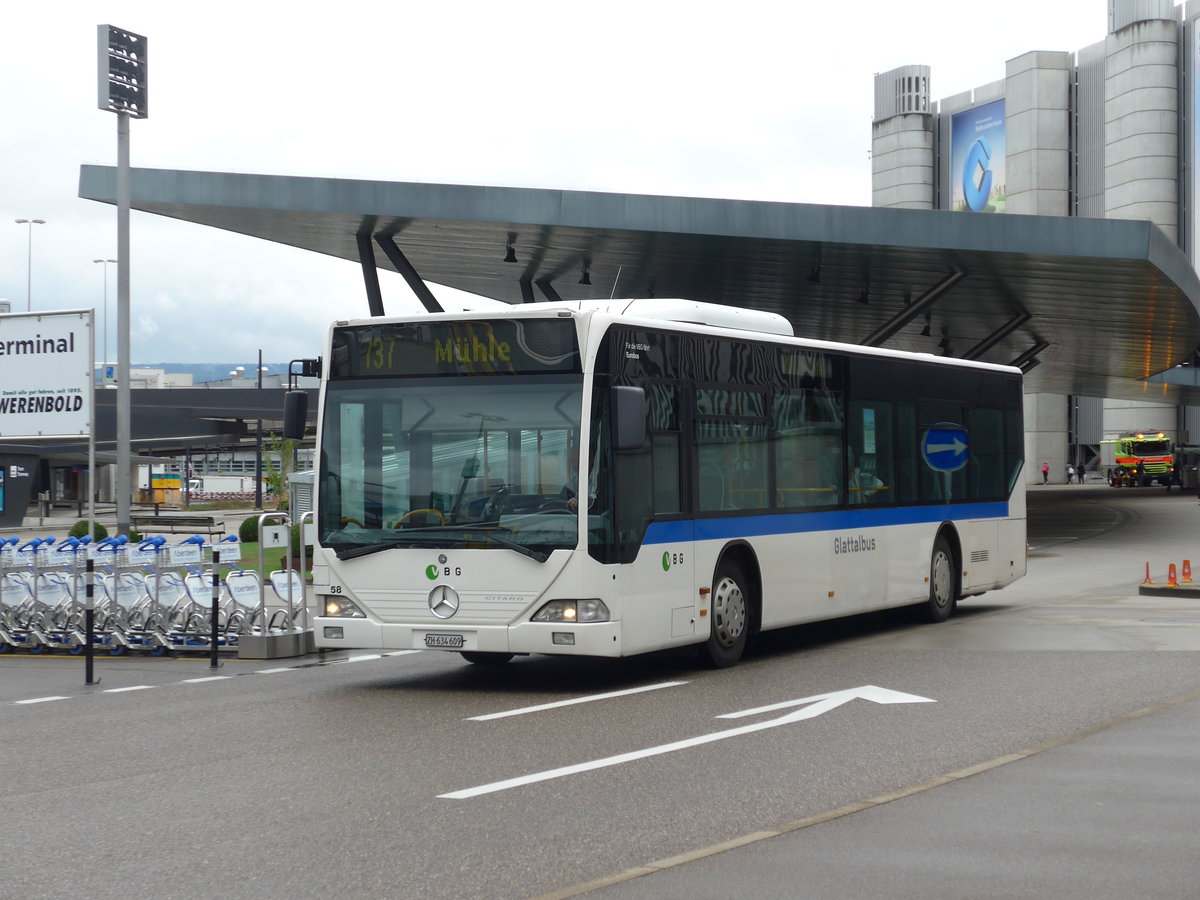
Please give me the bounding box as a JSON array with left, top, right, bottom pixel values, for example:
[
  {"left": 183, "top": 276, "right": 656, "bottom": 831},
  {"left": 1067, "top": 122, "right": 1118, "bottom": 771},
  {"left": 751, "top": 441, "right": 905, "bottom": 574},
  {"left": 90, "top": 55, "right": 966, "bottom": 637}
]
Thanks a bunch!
[
  {"left": 921, "top": 535, "right": 958, "bottom": 623},
  {"left": 700, "top": 560, "right": 749, "bottom": 668},
  {"left": 460, "top": 651, "right": 514, "bottom": 665}
]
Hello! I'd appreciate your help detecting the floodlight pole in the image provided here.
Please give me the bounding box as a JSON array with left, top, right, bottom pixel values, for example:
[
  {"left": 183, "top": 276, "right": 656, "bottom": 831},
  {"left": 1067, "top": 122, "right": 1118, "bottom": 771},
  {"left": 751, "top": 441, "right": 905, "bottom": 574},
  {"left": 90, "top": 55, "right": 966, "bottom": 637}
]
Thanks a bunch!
[
  {"left": 255, "top": 348, "right": 264, "bottom": 511},
  {"left": 97, "top": 23, "right": 147, "bottom": 537},
  {"left": 116, "top": 111, "right": 132, "bottom": 537}
]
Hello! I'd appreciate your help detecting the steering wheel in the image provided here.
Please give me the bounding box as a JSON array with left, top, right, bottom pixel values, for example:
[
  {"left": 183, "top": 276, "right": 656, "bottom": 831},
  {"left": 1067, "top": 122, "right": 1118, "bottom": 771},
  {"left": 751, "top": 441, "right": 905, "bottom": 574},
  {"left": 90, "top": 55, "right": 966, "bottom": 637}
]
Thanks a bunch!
[
  {"left": 537, "top": 497, "right": 574, "bottom": 513},
  {"left": 394, "top": 508, "right": 446, "bottom": 528},
  {"left": 339, "top": 516, "right": 365, "bottom": 528}
]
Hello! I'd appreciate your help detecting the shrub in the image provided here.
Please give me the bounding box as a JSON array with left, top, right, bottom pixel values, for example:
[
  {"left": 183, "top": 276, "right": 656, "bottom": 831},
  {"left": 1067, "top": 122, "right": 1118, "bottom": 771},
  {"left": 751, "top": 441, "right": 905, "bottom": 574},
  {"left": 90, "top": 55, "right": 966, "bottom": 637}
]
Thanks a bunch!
[
  {"left": 239, "top": 515, "right": 262, "bottom": 543},
  {"left": 68, "top": 520, "right": 108, "bottom": 540}
]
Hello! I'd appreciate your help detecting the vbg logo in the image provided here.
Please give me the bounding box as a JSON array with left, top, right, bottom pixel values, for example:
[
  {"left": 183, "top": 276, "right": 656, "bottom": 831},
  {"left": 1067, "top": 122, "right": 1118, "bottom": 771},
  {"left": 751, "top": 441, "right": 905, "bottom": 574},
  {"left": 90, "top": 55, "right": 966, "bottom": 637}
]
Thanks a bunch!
[{"left": 962, "top": 138, "right": 993, "bottom": 212}]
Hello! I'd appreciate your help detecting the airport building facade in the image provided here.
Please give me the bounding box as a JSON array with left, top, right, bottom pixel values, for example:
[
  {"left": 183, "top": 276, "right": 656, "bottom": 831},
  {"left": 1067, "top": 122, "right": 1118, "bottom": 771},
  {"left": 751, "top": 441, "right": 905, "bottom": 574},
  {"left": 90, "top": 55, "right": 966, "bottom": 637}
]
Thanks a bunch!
[{"left": 872, "top": 0, "right": 1200, "bottom": 480}]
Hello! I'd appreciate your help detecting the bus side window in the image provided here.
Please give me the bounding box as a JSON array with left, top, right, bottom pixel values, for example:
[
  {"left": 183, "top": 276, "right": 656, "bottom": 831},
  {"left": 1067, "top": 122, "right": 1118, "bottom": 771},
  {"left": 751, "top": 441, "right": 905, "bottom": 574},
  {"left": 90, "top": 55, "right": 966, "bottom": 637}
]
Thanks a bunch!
[
  {"left": 968, "top": 407, "right": 1005, "bottom": 500},
  {"left": 647, "top": 383, "right": 681, "bottom": 514},
  {"left": 848, "top": 402, "right": 893, "bottom": 506},
  {"left": 893, "top": 404, "right": 918, "bottom": 504}
]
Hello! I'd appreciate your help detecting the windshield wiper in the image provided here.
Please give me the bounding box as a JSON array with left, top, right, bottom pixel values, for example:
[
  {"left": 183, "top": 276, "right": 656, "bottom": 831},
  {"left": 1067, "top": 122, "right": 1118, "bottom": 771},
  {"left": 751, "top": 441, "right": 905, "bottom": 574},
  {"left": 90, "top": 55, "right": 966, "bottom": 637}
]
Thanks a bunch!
[
  {"left": 334, "top": 525, "right": 550, "bottom": 563},
  {"left": 335, "top": 542, "right": 402, "bottom": 561},
  {"left": 395, "top": 525, "right": 550, "bottom": 563}
]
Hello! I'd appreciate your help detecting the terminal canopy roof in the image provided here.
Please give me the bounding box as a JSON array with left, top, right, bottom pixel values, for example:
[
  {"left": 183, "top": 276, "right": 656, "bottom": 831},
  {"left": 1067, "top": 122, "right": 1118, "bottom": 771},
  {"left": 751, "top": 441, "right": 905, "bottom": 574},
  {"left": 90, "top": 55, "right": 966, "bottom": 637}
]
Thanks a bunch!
[{"left": 79, "top": 165, "right": 1200, "bottom": 402}]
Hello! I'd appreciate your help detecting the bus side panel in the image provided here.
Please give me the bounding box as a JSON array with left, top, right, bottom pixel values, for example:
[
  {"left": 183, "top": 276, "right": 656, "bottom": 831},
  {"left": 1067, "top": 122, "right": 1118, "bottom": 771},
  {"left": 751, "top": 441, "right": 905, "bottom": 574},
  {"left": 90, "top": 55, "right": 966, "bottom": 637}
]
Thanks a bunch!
[
  {"left": 943, "top": 516, "right": 1026, "bottom": 594},
  {"left": 960, "top": 520, "right": 997, "bottom": 591},
  {"left": 757, "top": 531, "right": 835, "bottom": 628}
]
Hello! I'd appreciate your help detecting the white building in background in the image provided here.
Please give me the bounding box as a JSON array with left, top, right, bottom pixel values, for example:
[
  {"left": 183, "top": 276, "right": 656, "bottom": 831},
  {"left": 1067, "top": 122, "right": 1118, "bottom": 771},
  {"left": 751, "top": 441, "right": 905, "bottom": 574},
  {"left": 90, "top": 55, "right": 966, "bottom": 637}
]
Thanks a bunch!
[{"left": 872, "top": 0, "right": 1200, "bottom": 481}]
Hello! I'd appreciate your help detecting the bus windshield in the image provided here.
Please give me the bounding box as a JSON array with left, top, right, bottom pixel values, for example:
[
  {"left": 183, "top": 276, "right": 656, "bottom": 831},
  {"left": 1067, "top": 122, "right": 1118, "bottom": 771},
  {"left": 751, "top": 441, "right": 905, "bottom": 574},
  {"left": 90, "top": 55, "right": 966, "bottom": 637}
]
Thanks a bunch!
[{"left": 318, "top": 377, "right": 584, "bottom": 561}]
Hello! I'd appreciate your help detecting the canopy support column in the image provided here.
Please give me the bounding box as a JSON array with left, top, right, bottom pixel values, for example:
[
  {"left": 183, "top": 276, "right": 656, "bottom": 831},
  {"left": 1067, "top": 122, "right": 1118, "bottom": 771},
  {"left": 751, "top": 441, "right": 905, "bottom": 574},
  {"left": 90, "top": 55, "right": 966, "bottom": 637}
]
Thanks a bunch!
[
  {"left": 859, "top": 270, "right": 965, "bottom": 347},
  {"left": 356, "top": 231, "right": 386, "bottom": 317},
  {"left": 374, "top": 234, "right": 443, "bottom": 313}
]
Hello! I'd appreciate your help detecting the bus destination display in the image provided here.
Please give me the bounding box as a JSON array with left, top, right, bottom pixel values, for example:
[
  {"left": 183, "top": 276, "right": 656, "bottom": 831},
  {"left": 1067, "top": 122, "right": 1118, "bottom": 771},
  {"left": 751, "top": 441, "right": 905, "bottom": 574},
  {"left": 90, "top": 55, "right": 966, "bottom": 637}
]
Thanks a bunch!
[{"left": 330, "top": 319, "right": 581, "bottom": 378}]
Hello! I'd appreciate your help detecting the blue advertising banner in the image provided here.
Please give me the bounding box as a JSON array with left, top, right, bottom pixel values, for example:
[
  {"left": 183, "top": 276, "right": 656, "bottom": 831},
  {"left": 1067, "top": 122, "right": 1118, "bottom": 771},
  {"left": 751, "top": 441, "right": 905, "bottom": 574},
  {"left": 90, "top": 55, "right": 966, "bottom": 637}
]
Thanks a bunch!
[{"left": 950, "top": 98, "right": 1006, "bottom": 213}]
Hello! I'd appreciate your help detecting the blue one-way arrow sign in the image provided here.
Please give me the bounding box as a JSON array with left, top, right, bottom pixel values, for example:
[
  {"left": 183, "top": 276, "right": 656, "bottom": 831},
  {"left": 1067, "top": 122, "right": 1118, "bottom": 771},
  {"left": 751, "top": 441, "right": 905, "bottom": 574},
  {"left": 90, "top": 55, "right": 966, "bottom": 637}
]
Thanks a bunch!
[{"left": 922, "top": 424, "right": 969, "bottom": 472}]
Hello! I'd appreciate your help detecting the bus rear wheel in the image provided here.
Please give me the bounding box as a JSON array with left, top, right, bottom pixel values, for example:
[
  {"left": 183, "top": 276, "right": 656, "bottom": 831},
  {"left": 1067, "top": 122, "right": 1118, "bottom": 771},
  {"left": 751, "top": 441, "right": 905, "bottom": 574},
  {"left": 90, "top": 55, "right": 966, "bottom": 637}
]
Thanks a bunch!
[
  {"left": 700, "top": 560, "right": 749, "bottom": 668},
  {"left": 920, "top": 535, "right": 958, "bottom": 623}
]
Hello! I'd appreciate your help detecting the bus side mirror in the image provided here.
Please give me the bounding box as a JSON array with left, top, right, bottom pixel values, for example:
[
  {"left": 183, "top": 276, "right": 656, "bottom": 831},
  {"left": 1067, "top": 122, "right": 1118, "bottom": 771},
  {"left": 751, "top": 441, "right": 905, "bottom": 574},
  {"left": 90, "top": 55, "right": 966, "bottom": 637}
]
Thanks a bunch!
[
  {"left": 611, "top": 386, "right": 646, "bottom": 452},
  {"left": 283, "top": 391, "right": 308, "bottom": 440}
]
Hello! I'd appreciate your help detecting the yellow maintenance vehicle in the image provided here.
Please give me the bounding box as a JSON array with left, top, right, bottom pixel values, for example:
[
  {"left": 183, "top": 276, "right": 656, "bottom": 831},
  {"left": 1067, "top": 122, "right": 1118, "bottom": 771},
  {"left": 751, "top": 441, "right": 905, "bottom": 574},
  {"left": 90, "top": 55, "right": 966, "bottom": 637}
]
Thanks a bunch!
[{"left": 1100, "top": 432, "right": 1176, "bottom": 487}]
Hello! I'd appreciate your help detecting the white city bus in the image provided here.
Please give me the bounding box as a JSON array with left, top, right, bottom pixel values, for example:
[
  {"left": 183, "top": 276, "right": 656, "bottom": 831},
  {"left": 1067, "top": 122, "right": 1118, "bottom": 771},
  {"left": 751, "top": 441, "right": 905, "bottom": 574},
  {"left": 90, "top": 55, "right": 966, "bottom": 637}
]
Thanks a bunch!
[{"left": 286, "top": 298, "right": 1026, "bottom": 667}]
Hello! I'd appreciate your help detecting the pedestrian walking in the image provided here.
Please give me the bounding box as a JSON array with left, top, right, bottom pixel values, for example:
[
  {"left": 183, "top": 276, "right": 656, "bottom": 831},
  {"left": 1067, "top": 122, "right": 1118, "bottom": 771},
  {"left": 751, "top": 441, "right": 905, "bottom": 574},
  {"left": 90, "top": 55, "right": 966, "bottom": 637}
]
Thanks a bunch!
[
  {"left": 1065, "top": 464, "right": 1074, "bottom": 484},
  {"left": 1041, "top": 461, "right": 1049, "bottom": 484}
]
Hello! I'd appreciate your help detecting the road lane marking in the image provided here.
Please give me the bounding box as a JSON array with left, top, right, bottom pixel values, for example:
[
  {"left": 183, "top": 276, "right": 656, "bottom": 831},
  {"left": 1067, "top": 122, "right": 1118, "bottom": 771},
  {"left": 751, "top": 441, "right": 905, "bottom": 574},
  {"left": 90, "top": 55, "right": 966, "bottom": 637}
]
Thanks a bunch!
[
  {"left": 5, "top": 646, "right": 424, "bottom": 706},
  {"left": 531, "top": 685, "right": 1200, "bottom": 900},
  {"left": 441, "top": 685, "right": 932, "bottom": 799},
  {"left": 467, "top": 681, "right": 689, "bottom": 721}
]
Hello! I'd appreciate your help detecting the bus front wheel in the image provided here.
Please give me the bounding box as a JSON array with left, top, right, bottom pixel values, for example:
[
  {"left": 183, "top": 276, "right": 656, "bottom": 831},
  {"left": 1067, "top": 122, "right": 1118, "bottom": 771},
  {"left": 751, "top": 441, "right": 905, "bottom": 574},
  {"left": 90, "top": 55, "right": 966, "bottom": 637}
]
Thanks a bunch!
[
  {"left": 921, "top": 535, "right": 958, "bottom": 623},
  {"left": 700, "top": 560, "right": 749, "bottom": 668}
]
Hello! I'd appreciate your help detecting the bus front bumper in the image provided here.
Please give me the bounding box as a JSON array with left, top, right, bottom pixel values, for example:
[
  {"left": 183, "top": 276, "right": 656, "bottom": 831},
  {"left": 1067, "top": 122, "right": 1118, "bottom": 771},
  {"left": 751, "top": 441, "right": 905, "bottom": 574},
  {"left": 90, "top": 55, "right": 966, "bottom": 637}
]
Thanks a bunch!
[{"left": 312, "top": 616, "right": 623, "bottom": 657}]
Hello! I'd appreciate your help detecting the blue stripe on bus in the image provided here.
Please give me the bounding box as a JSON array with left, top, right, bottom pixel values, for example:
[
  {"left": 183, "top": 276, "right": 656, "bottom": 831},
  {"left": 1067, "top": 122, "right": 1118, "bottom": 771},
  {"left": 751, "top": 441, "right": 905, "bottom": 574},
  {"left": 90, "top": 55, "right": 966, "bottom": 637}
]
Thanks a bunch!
[{"left": 642, "top": 502, "right": 1010, "bottom": 545}]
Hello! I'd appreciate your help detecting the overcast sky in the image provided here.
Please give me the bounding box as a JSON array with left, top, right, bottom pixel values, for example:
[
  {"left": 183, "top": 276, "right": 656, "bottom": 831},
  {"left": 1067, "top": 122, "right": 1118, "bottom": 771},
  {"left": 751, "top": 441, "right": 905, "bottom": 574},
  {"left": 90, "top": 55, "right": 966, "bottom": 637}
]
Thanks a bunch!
[{"left": 1, "top": 1, "right": 1108, "bottom": 365}]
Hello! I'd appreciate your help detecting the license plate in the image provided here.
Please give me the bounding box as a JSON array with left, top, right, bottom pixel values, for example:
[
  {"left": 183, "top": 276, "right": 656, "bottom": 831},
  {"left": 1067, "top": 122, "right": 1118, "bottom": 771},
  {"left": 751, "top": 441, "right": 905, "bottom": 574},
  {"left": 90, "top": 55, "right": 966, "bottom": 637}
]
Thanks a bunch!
[{"left": 425, "top": 633, "right": 464, "bottom": 649}]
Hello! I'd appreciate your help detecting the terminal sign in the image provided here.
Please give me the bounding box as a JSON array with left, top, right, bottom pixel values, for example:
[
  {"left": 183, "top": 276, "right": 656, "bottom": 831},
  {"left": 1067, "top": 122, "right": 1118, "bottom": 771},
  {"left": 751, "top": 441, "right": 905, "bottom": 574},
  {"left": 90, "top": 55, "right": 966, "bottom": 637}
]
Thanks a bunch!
[{"left": 922, "top": 424, "right": 968, "bottom": 472}]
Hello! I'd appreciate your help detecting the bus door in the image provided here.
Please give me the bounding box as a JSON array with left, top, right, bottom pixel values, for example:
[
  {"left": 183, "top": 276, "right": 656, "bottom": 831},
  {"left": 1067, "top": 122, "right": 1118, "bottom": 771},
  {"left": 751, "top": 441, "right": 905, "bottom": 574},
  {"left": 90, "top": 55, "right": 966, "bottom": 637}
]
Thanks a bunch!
[{"left": 601, "top": 379, "right": 696, "bottom": 649}]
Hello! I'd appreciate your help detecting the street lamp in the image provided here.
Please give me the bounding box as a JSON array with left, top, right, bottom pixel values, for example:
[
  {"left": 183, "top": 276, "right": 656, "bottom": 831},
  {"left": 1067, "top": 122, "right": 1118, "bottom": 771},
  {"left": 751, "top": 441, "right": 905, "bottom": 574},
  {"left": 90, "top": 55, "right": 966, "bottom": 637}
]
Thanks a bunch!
[
  {"left": 14, "top": 219, "right": 46, "bottom": 311},
  {"left": 93, "top": 258, "right": 117, "bottom": 377}
]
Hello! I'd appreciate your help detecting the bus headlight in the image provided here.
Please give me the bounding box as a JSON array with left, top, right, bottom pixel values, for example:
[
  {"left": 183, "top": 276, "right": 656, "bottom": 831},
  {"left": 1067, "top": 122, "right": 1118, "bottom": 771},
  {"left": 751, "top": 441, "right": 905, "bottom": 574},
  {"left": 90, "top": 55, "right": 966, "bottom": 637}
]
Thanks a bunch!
[
  {"left": 532, "top": 599, "right": 610, "bottom": 623},
  {"left": 323, "top": 596, "right": 366, "bottom": 617}
]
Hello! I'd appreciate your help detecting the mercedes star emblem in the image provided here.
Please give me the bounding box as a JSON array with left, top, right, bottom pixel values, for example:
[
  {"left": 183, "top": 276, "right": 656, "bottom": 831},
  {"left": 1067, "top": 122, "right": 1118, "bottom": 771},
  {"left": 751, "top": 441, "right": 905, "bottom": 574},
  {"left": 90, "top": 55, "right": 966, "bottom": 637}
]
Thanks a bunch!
[{"left": 428, "top": 584, "right": 460, "bottom": 619}]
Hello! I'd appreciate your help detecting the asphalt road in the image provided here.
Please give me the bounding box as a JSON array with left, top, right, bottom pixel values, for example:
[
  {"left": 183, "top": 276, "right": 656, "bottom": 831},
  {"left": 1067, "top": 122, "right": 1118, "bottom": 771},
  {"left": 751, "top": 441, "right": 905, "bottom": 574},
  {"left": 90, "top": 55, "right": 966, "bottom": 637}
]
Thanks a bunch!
[{"left": 2, "top": 485, "right": 1198, "bottom": 899}]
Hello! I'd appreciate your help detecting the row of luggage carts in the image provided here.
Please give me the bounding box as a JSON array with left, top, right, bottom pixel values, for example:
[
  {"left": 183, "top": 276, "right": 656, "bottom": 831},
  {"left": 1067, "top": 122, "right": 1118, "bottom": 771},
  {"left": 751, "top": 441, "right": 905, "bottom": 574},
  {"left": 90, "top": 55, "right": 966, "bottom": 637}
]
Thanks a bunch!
[{"left": 0, "top": 533, "right": 308, "bottom": 655}]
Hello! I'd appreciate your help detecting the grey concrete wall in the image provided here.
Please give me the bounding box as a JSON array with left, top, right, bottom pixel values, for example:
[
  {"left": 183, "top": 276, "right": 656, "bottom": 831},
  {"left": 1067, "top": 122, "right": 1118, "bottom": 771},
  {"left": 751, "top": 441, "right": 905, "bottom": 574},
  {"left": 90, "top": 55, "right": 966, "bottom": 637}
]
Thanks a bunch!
[
  {"left": 1025, "top": 393, "right": 1070, "bottom": 484},
  {"left": 1102, "top": 397, "right": 1177, "bottom": 439},
  {"left": 1076, "top": 41, "right": 1109, "bottom": 218},
  {"left": 1006, "top": 51, "right": 1072, "bottom": 216}
]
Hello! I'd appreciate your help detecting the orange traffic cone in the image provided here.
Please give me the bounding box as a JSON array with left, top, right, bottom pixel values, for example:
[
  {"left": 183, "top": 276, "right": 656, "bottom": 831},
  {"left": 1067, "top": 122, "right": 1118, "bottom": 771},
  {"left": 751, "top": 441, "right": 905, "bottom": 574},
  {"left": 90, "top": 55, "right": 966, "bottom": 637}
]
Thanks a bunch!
[
  {"left": 1142, "top": 562, "right": 1155, "bottom": 585},
  {"left": 1167, "top": 563, "right": 1179, "bottom": 588},
  {"left": 1184, "top": 560, "right": 1193, "bottom": 584}
]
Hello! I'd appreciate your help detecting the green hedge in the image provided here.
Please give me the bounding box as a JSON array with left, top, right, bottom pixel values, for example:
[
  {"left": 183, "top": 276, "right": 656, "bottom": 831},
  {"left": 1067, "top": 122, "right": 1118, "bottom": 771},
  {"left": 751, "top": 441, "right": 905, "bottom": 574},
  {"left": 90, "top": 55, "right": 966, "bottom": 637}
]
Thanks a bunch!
[{"left": 68, "top": 520, "right": 108, "bottom": 540}]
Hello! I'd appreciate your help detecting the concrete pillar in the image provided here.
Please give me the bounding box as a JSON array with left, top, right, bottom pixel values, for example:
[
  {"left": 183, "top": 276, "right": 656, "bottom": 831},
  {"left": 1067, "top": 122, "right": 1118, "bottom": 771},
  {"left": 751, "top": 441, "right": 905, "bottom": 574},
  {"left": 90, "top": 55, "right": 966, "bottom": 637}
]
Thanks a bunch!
[
  {"left": 1104, "top": 16, "right": 1179, "bottom": 241},
  {"left": 872, "top": 66, "right": 935, "bottom": 209}
]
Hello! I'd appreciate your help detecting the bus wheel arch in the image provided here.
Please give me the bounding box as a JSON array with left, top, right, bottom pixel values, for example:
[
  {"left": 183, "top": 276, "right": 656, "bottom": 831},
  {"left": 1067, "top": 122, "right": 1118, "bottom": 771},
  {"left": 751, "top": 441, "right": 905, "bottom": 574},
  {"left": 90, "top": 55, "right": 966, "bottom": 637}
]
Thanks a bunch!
[
  {"left": 699, "top": 543, "right": 760, "bottom": 668},
  {"left": 921, "top": 525, "right": 961, "bottom": 623}
]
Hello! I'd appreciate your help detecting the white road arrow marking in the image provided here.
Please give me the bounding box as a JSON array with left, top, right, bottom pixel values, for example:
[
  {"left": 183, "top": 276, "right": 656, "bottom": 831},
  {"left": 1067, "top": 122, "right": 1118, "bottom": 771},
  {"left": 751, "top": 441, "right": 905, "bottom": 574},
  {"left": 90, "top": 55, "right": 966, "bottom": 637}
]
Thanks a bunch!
[
  {"left": 439, "top": 684, "right": 934, "bottom": 799},
  {"left": 716, "top": 685, "right": 935, "bottom": 723}
]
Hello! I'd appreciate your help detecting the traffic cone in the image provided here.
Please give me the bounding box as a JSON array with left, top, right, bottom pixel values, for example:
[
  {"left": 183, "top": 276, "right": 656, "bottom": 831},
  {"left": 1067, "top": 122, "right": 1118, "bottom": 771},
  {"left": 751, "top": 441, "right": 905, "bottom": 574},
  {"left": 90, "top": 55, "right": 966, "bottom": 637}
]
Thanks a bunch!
[
  {"left": 1142, "top": 562, "right": 1155, "bottom": 585},
  {"left": 1167, "top": 563, "right": 1179, "bottom": 588},
  {"left": 1183, "top": 560, "right": 1193, "bottom": 584}
]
